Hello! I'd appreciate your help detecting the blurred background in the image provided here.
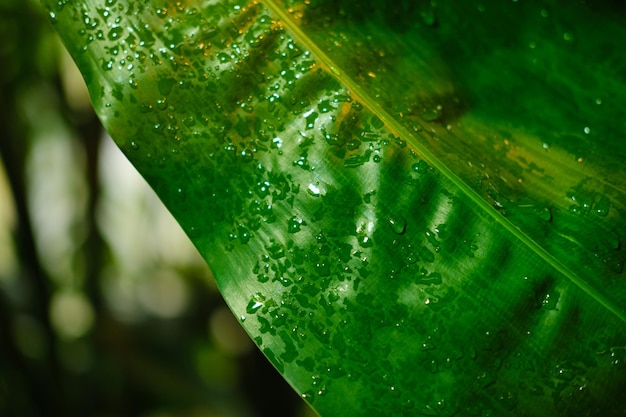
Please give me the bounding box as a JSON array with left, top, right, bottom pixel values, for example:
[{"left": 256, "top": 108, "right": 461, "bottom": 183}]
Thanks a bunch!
[{"left": 0, "top": 1, "right": 313, "bottom": 416}]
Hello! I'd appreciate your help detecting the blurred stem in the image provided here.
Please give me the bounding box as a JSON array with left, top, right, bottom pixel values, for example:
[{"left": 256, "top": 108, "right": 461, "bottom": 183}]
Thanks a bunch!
[
  {"left": 72, "top": 105, "right": 106, "bottom": 315},
  {"left": 0, "top": 84, "right": 65, "bottom": 416}
]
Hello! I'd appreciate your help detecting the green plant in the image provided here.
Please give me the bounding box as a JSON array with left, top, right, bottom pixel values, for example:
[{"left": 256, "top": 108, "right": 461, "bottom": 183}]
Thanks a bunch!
[{"left": 42, "top": 0, "right": 626, "bottom": 415}]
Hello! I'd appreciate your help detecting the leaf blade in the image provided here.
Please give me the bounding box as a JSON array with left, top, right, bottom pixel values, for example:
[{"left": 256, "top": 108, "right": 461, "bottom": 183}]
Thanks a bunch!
[
  {"left": 263, "top": 0, "right": 626, "bottom": 326},
  {"left": 272, "top": 0, "right": 626, "bottom": 317},
  {"left": 43, "top": 0, "right": 626, "bottom": 415}
]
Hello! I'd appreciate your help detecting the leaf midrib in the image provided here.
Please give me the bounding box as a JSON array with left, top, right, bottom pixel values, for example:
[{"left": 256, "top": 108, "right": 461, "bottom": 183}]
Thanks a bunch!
[{"left": 260, "top": 0, "right": 626, "bottom": 324}]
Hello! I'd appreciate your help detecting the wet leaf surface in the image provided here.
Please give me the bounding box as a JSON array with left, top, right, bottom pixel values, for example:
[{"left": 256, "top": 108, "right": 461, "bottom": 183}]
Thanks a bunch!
[{"left": 43, "top": 0, "right": 626, "bottom": 415}]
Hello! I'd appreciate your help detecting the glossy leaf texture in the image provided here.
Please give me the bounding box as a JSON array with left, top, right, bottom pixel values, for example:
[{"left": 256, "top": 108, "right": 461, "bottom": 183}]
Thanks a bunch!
[{"left": 43, "top": 0, "right": 626, "bottom": 416}]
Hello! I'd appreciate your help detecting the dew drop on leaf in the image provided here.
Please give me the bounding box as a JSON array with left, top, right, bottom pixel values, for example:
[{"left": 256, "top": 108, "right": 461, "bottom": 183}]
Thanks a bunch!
[
  {"left": 287, "top": 216, "right": 303, "bottom": 233},
  {"left": 424, "top": 230, "right": 439, "bottom": 248},
  {"left": 101, "top": 59, "right": 113, "bottom": 71},
  {"left": 370, "top": 115, "right": 384, "bottom": 129},
  {"left": 266, "top": 242, "right": 285, "bottom": 259},
  {"left": 594, "top": 195, "right": 610, "bottom": 217},
  {"left": 240, "top": 149, "right": 254, "bottom": 162},
  {"left": 317, "top": 100, "right": 334, "bottom": 113},
  {"left": 411, "top": 160, "right": 429, "bottom": 173},
  {"left": 541, "top": 291, "right": 559, "bottom": 310},
  {"left": 388, "top": 217, "right": 407, "bottom": 235},
  {"left": 107, "top": 26, "right": 123, "bottom": 40},
  {"left": 246, "top": 293, "right": 265, "bottom": 314},
  {"left": 156, "top": 97, "right": 168, "bottom": 110},
  {"left": 539, "top": 207, "right": 552, "bottom": 222},
  {"left": 307, "top": 183, "right": 321, "bottom": 196},
  {"left": 422, "top": 105, "right": 443, "bottom": 122},
  {"left": 358, "top": 235, "right": 373, "bottom": 248}
]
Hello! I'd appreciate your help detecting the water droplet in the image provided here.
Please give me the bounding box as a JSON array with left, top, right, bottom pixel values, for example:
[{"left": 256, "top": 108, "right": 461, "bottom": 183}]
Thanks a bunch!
[
  {"left": 240, "top": 149, "right": 254, "bottom": 162},
  {"left": 425, "top": 230, "right": 439, "bottom": 248},
  {"left": 256, "top": 181, "right": 271, "bottom": 198},
  {"left": 317, "top": 100, "right": 334, "bottom": 114},
  {"left": 156, "top": 97, "right": 168, "bottom": 110},
  {"left": 101, "top": 59, "right": 113, "bottom": 71},
  {"left": 358, "top": 235, "right": 373, "bottom": 248},
  {"left": 240, "top": 102, "right": 254, "bottom": 114},
  {"left": 422, "top": 105, "right": 443, "bottom": 122},
  {"left": 411, "top": 160, "right": 429, "bottom": 173},
  {"left": 388, "top": 217, "right": 406, "bottom": 235},
  {"left": 610, "top": 347, "right": 626, "bottom": 368},
  {"left": 246, "top": 293, "right": 266, "bottom": 314},
  {"left": 594, "top": 195, "right": 610, "bottom": 217},
  {"left": 266, "top": 242, "right": 285, "bottom": 259},
  {"left": 404, "top": 248, "right": 418, "bottom": 265},
  {"left": 538, "top": 207, "right": 552, "bottom": 222},
  {"left": 238, "top": 226, "right": 251, "bottom": 244},
  {"left": 293, "top": 154, "right": 310, "bottom": 170},
  {"left": 428, "top": 359, "right": 439, "bottom": 374},
  {"left": 370, "top": 115, "right": 384, "bottom": 129},
  {"left": 307, "top": 183, "right": 321, "bottom": 196},
  {"left": 304, "top": 110, "right": 318, "bottom": 129},
  {"left": 541, "top": 291, "right": 559, "bottom": 310},
  {"left": 287, "top": 216, "right": 304, "bottom": 233},
  {"left": 107, "top": 26, "right": 123, "bottom": 40},
  {"left": 272, "top": 137, "right": 283, "bottom": 149},
  {"left": 552, "top": 363, "right": 575, "bottom": 381}
]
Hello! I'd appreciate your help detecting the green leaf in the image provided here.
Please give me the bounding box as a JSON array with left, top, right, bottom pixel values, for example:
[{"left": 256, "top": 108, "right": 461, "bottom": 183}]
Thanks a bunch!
[{"left": 43, "top": 0, "right": 626, "bottom": 415}]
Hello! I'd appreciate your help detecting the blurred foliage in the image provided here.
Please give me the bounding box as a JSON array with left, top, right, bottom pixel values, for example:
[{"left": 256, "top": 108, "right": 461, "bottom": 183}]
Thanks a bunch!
[{"left": 0, "top": 1, "right": 310, "bottom": 416}]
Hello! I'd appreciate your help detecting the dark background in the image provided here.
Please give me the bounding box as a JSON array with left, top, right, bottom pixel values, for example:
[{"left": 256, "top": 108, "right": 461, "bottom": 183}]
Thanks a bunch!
[{"left": 0, "top": 1, "right": 311, "bottom": 416}]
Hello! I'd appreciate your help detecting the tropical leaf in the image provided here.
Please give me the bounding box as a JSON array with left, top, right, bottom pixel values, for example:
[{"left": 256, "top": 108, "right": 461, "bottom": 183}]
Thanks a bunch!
[{"left": 42, "top": 0, "right": 626, "bottom": 415}]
